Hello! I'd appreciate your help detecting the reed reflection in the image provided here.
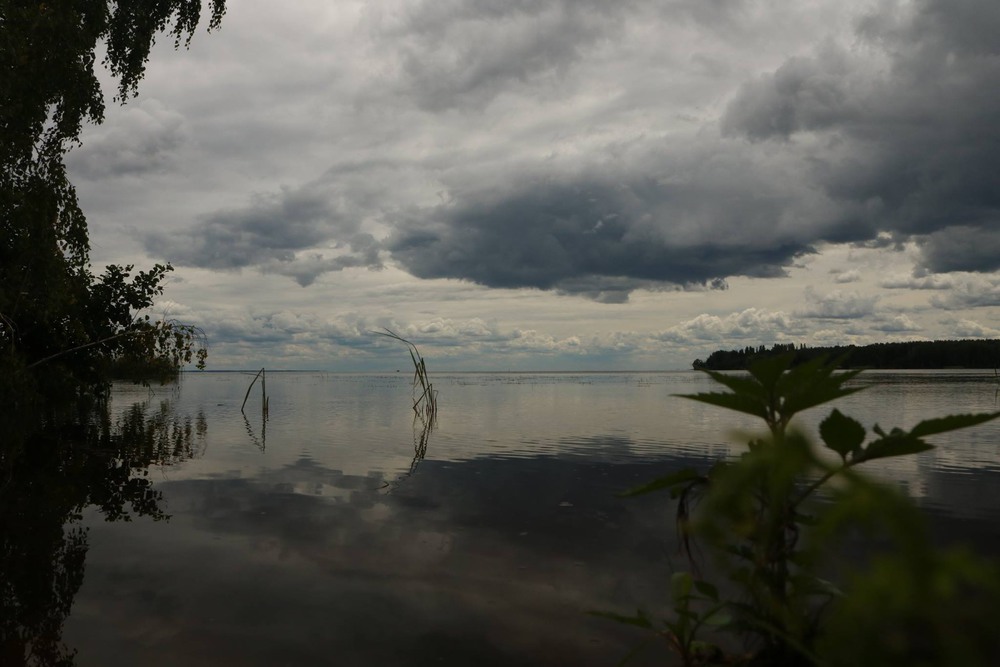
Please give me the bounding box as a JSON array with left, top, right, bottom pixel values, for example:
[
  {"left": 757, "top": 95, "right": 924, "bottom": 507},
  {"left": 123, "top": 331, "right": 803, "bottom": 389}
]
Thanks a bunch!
[
  {"left": 0, "top": 397, "right": 205, "bottom": 667},
  {"left": 410, "top": 413, "right": 434, "bottom": 475}
]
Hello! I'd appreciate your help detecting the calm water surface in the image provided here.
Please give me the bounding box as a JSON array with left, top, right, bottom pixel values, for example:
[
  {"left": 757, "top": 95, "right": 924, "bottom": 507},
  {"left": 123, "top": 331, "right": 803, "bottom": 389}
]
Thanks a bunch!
[{"left": 49, "top": 371, "right": 1000, "bottom": 665}]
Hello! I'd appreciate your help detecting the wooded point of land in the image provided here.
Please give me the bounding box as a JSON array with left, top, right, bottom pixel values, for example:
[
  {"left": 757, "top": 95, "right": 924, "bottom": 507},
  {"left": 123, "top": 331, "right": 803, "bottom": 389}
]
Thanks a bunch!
[{"left": 693, "top": 339, "right": 1000, "bottom": 370}]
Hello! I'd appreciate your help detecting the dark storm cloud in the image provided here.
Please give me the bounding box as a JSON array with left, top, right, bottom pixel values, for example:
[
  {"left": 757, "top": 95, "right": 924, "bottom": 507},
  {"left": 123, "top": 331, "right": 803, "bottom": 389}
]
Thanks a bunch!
[
  {"left": 377, "top": 0, "right": 998, "bottom": 299},
  {"left": 386, "top": 169, "right": 813, "bottom": 301},
  {"left": 139, "top": 0, "right": 998, "bottom": 304},
  {"left": 142, "top": 186, "right": 382, "bottom": 285},
  {"left": 722, "top": 0, "right": 1000, "bottom": 272},
  {"left": 918, "top": 227, "right": 1000, "bottom": 274}
]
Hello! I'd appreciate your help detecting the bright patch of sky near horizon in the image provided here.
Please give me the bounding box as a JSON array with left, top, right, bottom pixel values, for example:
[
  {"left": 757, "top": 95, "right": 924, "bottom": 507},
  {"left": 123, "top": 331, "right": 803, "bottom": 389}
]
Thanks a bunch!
[{"left": 69, "top": 0, "right": 1000, "bottom": 370}]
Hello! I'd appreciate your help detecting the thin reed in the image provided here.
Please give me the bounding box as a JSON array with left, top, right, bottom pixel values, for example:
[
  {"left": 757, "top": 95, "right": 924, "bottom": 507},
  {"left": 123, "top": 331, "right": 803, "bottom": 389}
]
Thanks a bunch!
[
  {"left": 240, "top": 367, "right": 269, "bottom": 420},
  {"left": 372, "top": 329, "right": 438, "bottom": 420}
]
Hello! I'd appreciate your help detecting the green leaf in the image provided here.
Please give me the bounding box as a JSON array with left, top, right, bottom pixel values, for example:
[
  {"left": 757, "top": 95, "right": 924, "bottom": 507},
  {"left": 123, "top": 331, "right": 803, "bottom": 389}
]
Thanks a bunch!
[
  {"left": 671, "top": 571, "right": 694, "bottom": 601},
  {"left": 587, "top": 610, "right": 654, "bottom": 630},
  {"left": 617, "top": 468, "right": 702, "bottom": 497},
  {"left": 699, "top": 370, "right": 767, "bottom": 402},
  {"left": 819, "top": 408, "right": 866, "bottom": 460},
  {"left": 807, "top": 577, "right": 844, "bottom": 598},
  {"left": 703, "top": 609, "right": 733, "bottom": 627},
  {"left": 747, "top": 353, "right": 795, "bottom": 390},
  {"left": 782, "top": 376, "right": 865, "bottom": 420},
  {"left": 857, "top": 434, "right": 933, "bottom": 462},
  {"left": 678, "top": 391, "right": 768, "bottom": 421},
  {"left": 774, "top": 355, "right": 864, "bottom": 417},
  {"left": 693, "top": 580, "right": 719, "bottom": 601},
  {"left": 909, "top": 412, "right": 1000, "bottom": 438}
]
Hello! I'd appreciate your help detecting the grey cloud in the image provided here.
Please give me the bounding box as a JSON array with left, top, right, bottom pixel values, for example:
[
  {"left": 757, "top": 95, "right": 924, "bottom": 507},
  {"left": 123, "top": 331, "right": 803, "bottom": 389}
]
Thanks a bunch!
[
  {"left": 853, "top": 232, "right": 907, "bottom": 251},
  {"left": 798, "top": 287, "right": 878, "bottom": 319},
  {"left": 918, "top": 227, "right": 1000, "bottom": 274},
  {"left": 722, "top": 0, "right": 1000, "bottom": 269},
  {"left": 143, "top": 0, "right": 1000, "bottom": 307},
  {"left": 832, "top": 269, "right": 861, "bottom": 284},
  {"left": 143, "top": 186, "right": 382, "bottom": 283},
  {"left": 872, "top": 314, "right": 922, "bottom": 333},
  {"left": 67, "top": 100, "right": 186, "bottom": 179},
  {"left": 261, "top": 234, "right": 383, "bottom": 287},
  {"left": 949, "top": 318, "right": 1000, "bottom": 338},
  {"left": 722, "top": 46, "right": 861, "bottom": 141},
  {"left": 386, "top": 155, "right": 816, "bottom": 300},
  {"left": 368, "top": 0, "right": 769, "bottom": 113},
  {"left": 930, "top": 276, "right": 1000, "bottom": 310},
  {"left": 371, "top": 0, "right": 639, "bottom": 111},
  {"left": 380, "top": 0, "right": 999, "bottom": 298},
  {"left": 879, "top": 273, "right": 954, "bottom": 290}
]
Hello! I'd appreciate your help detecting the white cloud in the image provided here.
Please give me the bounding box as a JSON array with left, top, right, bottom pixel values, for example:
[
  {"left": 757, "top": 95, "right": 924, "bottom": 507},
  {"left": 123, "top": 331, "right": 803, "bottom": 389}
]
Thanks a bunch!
[
  {"left": 872, "top": 314, "right": 922, "bottom": 333},
  {"left": 656, "top": 308, "right": 799, "bottom": 344},
  {"left": 949, "top": 319, "right": 1000, "bottom": 339},
  {"left": 798, "top": 288, "right": 878, "bottom": 319},
  {"left": 930, "top": 276, "right": 1000, "bottom": 310},
  {"left": 832, "top": 269, "right": 861, "bottom": 284},
  {"left": 879, "top": 273, "right": 955, "bottom": 290}
]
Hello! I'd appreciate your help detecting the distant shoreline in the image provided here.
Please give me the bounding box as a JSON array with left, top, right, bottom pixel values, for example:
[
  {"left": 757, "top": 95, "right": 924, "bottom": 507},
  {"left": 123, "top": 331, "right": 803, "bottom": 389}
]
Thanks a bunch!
[{"left": 693, "top": 339, "right": 1000, "bottom": 371}]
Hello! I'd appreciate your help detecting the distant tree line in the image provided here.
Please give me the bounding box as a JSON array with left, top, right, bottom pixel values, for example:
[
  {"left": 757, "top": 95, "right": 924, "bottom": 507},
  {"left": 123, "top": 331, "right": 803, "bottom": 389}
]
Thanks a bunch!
[{"left": 692, "top": 339, "right": 1000, "bottom": 371}]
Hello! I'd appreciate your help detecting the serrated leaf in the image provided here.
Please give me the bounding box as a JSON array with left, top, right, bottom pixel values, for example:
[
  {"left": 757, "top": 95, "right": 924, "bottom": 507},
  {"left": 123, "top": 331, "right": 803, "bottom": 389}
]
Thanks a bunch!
[
  {"left": 819, "top": 408, "right": 866, "bottom": 460},
  {"left": 747, "top": 353, "right": 794, "bottom": 390},
  {"left": 679, "top": 391, "right": 768, "bottom": 420},
  {"left": 617, "top": 468, "right": 702, "bottom": 497},
  {"left": 910, "top": 412, "right": 1000, "bottom": 438},
  {"left": 699, "top": 370, "right": 767, "bottom": 401},
  {"left": 857, "top": 434, "right": 933, "bottom": 462},
  {"left": 778, "top": 356, "right": 865, "bottom": 418},
  {"left": 782, "top": 385, "right": 864, "bottom": 421}
]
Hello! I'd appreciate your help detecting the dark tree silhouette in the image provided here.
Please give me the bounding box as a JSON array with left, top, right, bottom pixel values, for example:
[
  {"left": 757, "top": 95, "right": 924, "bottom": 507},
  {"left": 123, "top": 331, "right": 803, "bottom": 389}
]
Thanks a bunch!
[
  {"left": 696, "top": 339, "right": 1000, "bottom": 370},
  {"left": 1, "top": 1, "right": 224, "bottom": 421}
]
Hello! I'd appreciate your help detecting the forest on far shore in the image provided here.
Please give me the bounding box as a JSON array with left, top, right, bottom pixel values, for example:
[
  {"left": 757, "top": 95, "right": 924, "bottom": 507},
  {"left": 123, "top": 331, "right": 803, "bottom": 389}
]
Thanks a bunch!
[{"left": 693, "top": 339, "right": 1000, "bottom": 371}]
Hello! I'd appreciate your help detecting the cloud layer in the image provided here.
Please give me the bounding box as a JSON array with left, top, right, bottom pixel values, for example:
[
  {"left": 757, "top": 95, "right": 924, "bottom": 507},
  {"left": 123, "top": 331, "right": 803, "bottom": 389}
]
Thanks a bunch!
[{"left": 64, "top": 0, "right": 1000, "bottom": 368}]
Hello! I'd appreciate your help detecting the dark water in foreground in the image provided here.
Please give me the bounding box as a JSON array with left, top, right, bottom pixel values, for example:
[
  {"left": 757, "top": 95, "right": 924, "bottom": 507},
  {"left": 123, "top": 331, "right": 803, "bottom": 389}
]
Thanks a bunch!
[{"left": 5, "top": 371, "right": 1000, "bottom": 665}]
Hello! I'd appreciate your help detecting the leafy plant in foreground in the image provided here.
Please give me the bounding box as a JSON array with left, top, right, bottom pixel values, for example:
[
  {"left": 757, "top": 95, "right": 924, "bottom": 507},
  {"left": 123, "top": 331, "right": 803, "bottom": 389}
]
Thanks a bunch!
[{"left": 603, "top": 354, "right": 1000, "bottom": 666}]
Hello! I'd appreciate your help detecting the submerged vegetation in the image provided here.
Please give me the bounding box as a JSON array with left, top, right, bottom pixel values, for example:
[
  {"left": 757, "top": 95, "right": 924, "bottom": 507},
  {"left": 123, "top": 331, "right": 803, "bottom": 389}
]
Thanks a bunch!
[{"left": 601, "top": 354, "right": 1000, "bottom": 666}]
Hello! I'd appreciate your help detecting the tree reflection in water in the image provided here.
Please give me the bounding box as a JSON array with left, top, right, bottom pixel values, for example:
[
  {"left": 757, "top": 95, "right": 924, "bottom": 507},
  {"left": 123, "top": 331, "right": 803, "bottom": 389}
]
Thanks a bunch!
[{"left": 0, "top": 397, "right": 205, "bottom": 666}]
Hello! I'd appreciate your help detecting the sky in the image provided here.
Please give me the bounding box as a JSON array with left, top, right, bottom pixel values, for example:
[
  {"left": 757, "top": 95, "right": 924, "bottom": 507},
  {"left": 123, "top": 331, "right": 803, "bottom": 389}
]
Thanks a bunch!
[{"left": 67, "top": 0, "right": 1000, "bottom": 371}]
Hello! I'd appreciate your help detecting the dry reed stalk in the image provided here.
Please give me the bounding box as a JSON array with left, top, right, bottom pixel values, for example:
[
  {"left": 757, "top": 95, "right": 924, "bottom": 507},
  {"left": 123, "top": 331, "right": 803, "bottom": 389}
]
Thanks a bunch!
[
  {"left": 372, "top": 329, "right": 438, "bottom": 419},
  {"left": 241, "top": 367, "right": 269, "bottom": 421}
]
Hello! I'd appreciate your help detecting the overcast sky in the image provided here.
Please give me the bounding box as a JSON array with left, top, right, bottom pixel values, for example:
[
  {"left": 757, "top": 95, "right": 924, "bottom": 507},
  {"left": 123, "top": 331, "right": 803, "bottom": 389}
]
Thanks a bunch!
[{"left": 68, "top": 0, "right": 1000, "bottom": 370}]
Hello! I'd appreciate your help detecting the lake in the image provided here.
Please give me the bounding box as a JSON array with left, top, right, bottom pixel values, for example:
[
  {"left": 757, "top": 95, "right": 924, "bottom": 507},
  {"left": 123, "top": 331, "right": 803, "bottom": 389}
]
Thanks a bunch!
[{"left": 9, "top": 370, "right": 1000, "bottom": 665}]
